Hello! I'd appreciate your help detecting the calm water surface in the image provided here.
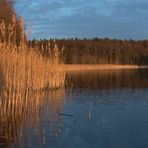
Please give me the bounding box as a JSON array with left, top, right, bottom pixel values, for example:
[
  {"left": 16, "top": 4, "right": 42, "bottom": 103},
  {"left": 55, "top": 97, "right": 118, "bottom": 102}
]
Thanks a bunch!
[{"left": 1, "top": 69, "right": 148, "bottom": 148}]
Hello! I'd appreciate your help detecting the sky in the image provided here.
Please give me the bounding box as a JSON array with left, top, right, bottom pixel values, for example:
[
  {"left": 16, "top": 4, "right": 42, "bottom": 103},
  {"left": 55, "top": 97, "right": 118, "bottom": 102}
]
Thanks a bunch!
[{"left": 14, "top": 0, "right": 148, "bottom": 40}]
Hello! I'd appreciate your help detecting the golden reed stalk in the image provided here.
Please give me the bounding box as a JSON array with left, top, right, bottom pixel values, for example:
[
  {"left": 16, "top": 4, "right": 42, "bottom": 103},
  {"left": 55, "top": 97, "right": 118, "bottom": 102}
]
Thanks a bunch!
[{"left": 0, "top": 16, "right": 65, "bottom": 90}]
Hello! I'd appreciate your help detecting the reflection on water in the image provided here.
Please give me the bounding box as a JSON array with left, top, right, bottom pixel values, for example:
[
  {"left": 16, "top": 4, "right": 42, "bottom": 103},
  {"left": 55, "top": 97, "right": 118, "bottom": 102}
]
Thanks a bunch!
[
  {"left": 1, "top": 69, "right": 148, "bottom": 148},
  {"left": 0, "top": 88, "right": 65, "bottom": 147},
  {"left": 67, "top": 69, "right": 148, "bottom": 89}
]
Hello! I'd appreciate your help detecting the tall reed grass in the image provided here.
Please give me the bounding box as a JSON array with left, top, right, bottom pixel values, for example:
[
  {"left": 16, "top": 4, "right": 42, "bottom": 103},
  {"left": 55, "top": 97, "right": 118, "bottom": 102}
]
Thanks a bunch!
[
  {"left": 0, "top": 16, "right": 65, "bottom": 91},
  {"left": 0, "top": 15, "right": 66, "bottom": 146}
]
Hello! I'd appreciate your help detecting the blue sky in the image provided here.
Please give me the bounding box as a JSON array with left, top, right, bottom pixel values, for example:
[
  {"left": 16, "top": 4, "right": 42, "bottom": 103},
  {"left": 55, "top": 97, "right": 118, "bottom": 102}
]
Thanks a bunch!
[{"left": 14, "top": 0, "right": 148, "bottom": 39}]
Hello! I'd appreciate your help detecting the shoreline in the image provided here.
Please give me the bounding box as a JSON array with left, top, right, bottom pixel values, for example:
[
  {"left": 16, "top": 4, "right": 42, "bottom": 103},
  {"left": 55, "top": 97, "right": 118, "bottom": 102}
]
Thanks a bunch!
[{"left": 61, "top": 64, "right": 148, "bottom": 72}]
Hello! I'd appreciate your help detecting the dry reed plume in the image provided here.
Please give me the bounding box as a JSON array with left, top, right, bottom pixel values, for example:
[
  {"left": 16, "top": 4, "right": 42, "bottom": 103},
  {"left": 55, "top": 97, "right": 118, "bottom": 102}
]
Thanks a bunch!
[{"left": 0, "top": 15, "right": 65, "bottom": 90}]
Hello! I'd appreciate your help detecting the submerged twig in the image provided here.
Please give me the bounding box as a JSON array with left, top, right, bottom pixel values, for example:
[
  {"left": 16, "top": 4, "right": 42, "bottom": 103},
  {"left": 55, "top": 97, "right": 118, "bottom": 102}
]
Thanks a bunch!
[{"left": 58, "top": 113, "right": 73, "bottom": 117}]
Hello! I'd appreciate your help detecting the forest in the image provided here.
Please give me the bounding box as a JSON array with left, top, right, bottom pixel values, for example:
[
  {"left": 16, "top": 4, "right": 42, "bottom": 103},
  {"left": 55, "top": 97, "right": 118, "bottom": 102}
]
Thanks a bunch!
[
  {"left": 1, "top": 0, "right": 148, "bottom": 65},
  {"left": 29, "top": 38, "right": 148, "bottom": 65}
]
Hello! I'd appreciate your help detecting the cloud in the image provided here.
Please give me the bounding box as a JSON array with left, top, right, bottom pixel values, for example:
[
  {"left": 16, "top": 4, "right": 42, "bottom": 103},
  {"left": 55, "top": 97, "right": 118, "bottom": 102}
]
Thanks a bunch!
[{"left": 14, "top": 0, "right": 148, "bottom": 39}]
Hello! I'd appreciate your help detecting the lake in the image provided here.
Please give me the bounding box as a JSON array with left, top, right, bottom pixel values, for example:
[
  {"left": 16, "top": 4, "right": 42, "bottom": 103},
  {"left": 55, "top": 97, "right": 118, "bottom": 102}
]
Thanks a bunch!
[{"left": 0, "top": 69, "right": 148, "bottom": 148}]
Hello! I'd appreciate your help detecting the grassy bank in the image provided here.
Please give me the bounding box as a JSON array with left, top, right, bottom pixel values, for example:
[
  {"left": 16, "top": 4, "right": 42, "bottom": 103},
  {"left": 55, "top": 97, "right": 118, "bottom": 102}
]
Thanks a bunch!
[{"left": 62, "top": 64, "right": 148, "bottom": 72}]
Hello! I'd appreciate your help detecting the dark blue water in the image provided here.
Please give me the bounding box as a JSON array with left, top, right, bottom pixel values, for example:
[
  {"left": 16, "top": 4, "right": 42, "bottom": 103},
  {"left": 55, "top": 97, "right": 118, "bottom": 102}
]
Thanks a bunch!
[
  {"left": 58, "top": 89, "right": 148, "bottom": 148},
  {"left": 1, "top": 69, "right": 148, "bottom": 148}
]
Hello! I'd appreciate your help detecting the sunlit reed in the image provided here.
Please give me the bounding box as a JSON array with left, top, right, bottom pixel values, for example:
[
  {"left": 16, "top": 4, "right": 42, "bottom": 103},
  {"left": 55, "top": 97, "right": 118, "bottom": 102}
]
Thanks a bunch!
[
  {"left": 0, "top": 16, "right": 65, "bottom": 90},
  {"left": 0, "top": 15, "right": 66, "bottom": 147}
]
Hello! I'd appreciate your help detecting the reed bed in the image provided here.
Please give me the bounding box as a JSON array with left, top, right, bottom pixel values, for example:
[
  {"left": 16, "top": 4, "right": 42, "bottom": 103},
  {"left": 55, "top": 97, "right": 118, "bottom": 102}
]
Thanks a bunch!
[
  {"left": 0, "top": 16, "right": 65, "bottom": 91},
  {"left": 0, "top": 15, "right": 66, "bottom": 147}
]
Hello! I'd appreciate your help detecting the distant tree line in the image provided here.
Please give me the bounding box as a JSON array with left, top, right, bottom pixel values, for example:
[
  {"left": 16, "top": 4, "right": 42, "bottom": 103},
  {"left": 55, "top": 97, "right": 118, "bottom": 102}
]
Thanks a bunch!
[{"left": 28, "top": 38, "right": 148, "bottom": 65}]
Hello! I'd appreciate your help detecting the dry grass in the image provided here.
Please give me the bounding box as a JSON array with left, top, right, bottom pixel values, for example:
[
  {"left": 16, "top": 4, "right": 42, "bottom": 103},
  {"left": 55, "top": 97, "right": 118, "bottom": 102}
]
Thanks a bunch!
[
  {"left": 0, "top": 16, "right": 65, "bottom": 90},
  {"left": 0, "top": 16, "right": 66, "bottom": 146}
]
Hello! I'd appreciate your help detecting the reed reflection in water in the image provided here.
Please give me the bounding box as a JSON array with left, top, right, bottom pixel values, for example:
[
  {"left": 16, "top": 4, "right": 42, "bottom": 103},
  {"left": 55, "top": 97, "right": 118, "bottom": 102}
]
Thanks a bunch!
[
  {"left": 67, "top": 69, "right": 148, "bottom": 90},
  {"left": 0, "top": 87, "right": 65, "bottom": 147}
]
